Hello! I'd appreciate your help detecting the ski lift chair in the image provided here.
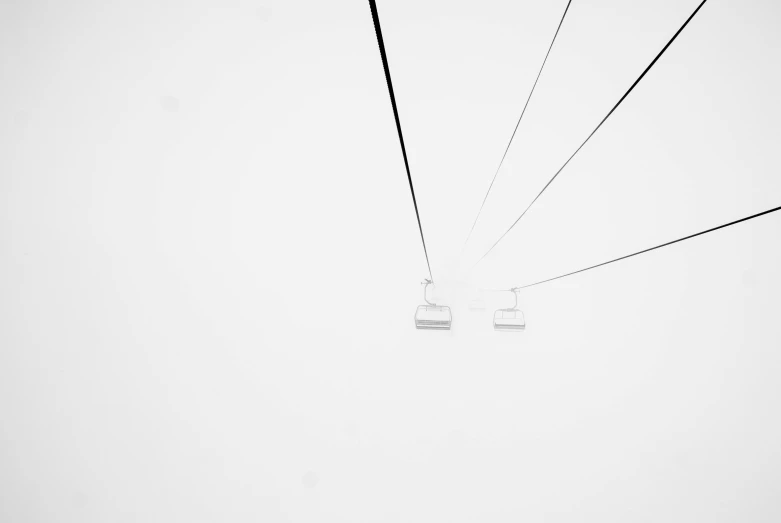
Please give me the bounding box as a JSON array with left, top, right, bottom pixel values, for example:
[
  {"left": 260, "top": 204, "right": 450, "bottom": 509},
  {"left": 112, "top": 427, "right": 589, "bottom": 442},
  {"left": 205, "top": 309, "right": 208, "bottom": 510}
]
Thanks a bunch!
[
  {"left": 415, "top": 279, "right": 452, "bottom": 330},
  {"left": 494, "top": 288, "right": 525, "bottom": 331},
  {"left": 468, "top": 298, "right": 486, "bottom": 311}
]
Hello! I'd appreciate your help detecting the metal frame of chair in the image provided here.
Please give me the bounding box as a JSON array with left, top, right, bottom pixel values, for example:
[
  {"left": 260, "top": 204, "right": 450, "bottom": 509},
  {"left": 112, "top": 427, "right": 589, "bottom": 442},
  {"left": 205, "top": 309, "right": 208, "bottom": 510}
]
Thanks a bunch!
[
  {"left": 493, "top": 287, "right": 525, "bottom": 331},
  {"left": 415, "top": 279, "right": 452, "bottom": 330}
]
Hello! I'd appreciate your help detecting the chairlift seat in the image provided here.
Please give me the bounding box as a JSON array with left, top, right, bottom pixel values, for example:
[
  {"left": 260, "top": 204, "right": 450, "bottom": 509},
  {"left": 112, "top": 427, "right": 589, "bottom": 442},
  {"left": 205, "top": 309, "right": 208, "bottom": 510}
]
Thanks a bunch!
[
  {"left": 493, "top": 308, "right": 525, "bottom": 331},
  {"left": 468, "top": 299, "right": 486, "bottom": 311},
  {"left": 415, "top": 305, "right": 452, "bottom": 330}
]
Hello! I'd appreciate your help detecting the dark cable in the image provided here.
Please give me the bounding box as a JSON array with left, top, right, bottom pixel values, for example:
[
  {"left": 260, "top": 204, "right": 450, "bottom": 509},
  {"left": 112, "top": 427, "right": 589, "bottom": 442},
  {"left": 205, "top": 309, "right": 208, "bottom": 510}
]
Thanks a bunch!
[
  {"left": 462, "top": 0, "right": 573, "bottom": 252},
  {"left": 368, "top": 0, "right": 434, "bottom": 282},
  {"left": 515, "top": 204, "right": 781, "bottom": 290},
  {"left": 473, "top": 0, "right": 709, "bottom": 270}
]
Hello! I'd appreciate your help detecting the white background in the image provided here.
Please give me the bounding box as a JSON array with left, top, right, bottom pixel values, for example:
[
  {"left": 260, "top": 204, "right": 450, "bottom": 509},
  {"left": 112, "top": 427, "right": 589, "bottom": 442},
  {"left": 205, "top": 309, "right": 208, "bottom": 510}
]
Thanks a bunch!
[{"left": 2, "top": 0, "right": 781, "bottom": 521}]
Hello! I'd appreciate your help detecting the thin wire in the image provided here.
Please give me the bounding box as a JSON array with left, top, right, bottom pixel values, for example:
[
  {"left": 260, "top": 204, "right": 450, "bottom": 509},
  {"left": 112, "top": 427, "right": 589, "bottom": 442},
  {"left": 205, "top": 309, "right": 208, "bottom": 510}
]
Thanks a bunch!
[
  {"left": 513, "top": 204, "right": 781, "bottom": 290},
  {"left": 462, "top": 0, "right": 573, "bottom": 253},
  {"left": 368, "top": 0, "right": 434, "bottom": 282},
  {"left": 472, "top": 0, "right": 709, "bottom": 271}
]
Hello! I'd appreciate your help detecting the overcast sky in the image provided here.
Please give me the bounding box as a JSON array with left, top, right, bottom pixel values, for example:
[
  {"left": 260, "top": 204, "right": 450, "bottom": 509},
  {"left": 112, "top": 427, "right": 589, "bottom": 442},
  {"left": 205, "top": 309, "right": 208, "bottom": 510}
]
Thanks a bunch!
[{"left": 2, "top": 0, "right": 781, "bottom": 521}]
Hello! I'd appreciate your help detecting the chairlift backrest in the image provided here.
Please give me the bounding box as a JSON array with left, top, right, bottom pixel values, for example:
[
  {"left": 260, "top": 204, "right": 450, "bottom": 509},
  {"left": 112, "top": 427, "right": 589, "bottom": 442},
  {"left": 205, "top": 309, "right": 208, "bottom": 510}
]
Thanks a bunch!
[{"left": 493, "top": 308, "right": 525, "bottom": 330}]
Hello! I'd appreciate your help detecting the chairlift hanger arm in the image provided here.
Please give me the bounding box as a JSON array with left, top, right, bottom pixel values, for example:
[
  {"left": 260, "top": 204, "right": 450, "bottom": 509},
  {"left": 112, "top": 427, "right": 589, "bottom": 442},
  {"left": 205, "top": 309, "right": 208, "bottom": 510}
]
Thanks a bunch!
[
  {"left": 477, "top": 287, "right": 519, "bottom": 309},
  {"left": 421, "top": 279, "right": 435, "bottom": 306},
  {"left": 508, "top": 288, "right": 519, "bottom": 309}
]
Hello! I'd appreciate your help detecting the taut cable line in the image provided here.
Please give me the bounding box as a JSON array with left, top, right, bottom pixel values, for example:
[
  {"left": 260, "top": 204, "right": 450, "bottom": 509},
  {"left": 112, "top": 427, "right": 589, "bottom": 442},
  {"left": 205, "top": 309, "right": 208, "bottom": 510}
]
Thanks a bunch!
[
  {"left": 462, "top": 0, "right": 573, "bottom": 254},
  {"left": 472, "top": 0, "right": 709, "bottom": 271},
  {"left": 508, "top": 204, "right": 781, "bottom": 291},
  {"left": 368, "top": 0, "right": 434, "bottom": 281}
]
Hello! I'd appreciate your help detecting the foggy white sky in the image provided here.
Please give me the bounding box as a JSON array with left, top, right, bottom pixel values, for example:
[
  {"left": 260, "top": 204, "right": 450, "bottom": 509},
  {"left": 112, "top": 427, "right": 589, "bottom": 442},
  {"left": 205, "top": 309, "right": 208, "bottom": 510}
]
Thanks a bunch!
[{"left": 2, "top": 0, "right": 781, "bottom": 521}]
